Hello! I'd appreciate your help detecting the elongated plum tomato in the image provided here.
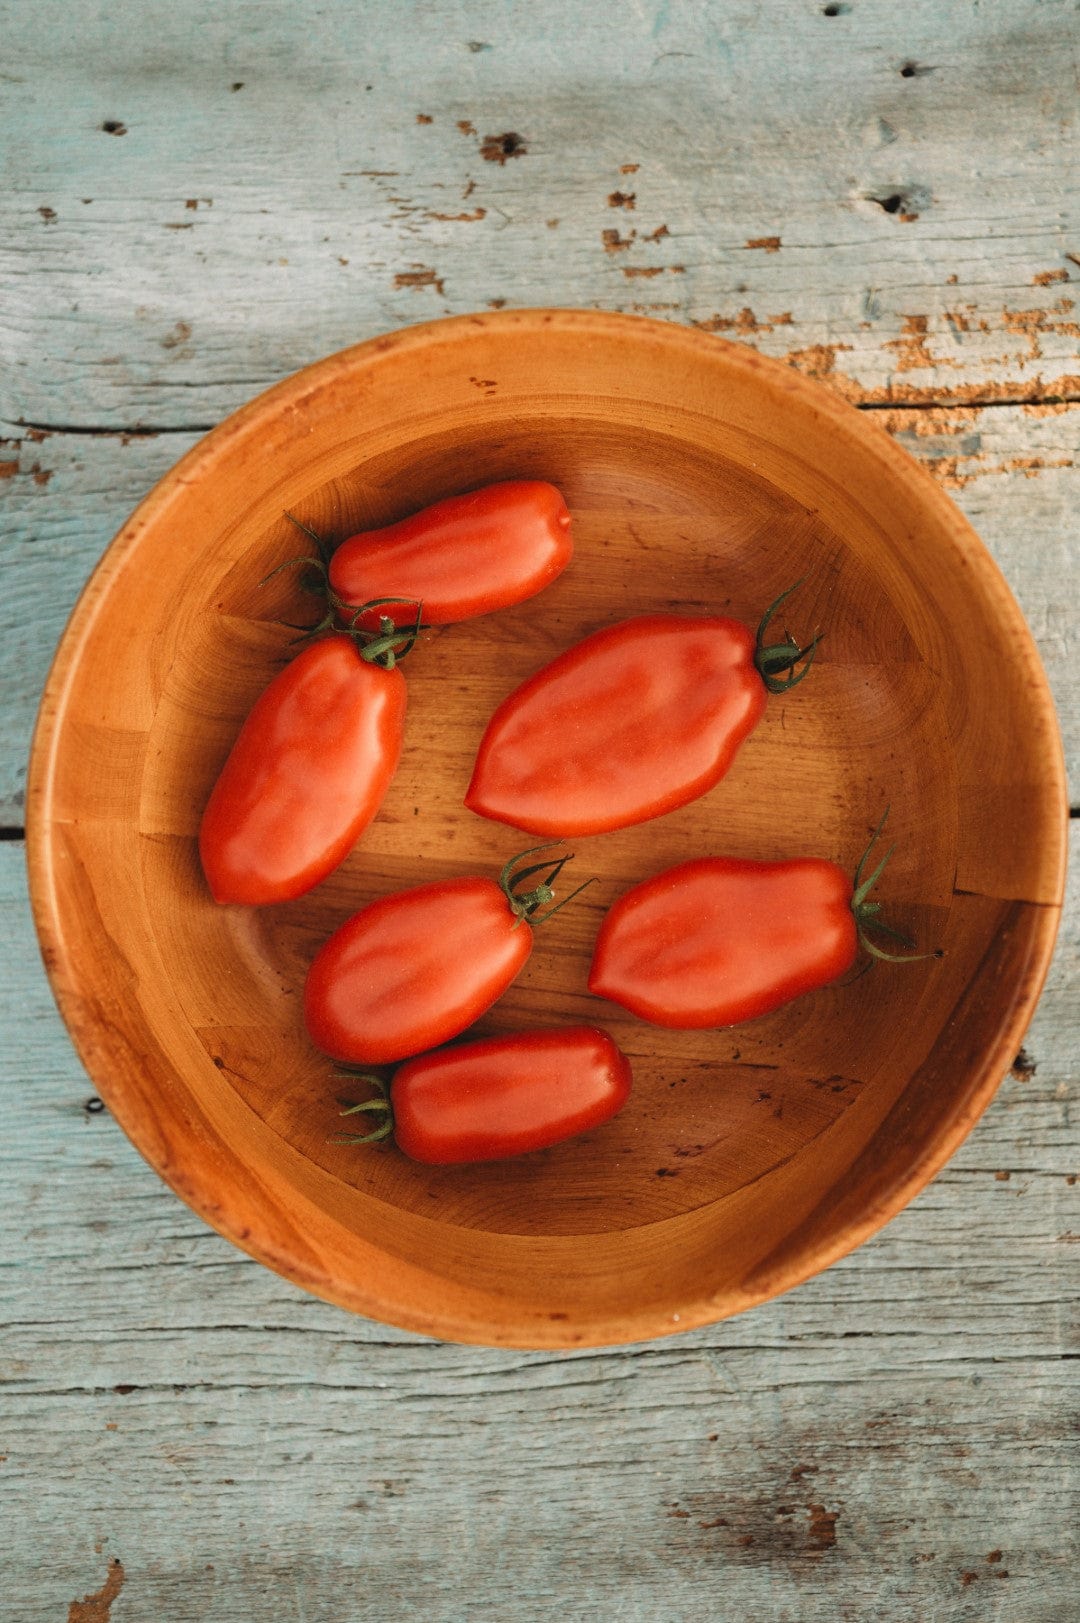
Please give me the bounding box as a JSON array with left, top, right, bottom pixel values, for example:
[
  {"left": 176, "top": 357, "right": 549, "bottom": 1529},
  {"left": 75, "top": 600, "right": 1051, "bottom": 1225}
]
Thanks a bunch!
[
  {"left": 588, "top": 817, "right": 929, "bottom": 1028},
  {"left": 465, "top": 586, "right": 817, "bottom": 837},
  {"left": 336, "top": 1027, "right": 633, "bottom": 1165},
  {"left": 304, "top": 847, "right": 590, "bottom": 1065},
  {"left": 328, "top": 481, "right": 573, "bottom": 630},
  {"left": 199, "top": 633, "right": 407, "bottom": 906}
]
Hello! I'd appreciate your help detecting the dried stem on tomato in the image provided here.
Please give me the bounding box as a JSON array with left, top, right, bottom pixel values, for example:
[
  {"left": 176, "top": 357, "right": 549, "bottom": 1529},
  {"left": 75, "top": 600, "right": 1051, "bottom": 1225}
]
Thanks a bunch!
[{"left": 335, "top": 1070, "right": 394, "bottom": 1146}]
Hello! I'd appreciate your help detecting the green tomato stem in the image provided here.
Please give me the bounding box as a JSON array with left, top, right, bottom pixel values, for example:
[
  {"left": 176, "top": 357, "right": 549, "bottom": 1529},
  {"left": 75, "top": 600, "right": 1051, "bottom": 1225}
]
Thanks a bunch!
[
  {"left": 850, "top": 808, "right": 940, "bottom": 964},
  {"left": 267, "top": 513, "right": 425, "bottom": 668},
  {"left": 754, "top": 579, "right": 821, "bottom": 694},
  {"left": 497, "top": 843, "right": 597, "bottom": 927}
]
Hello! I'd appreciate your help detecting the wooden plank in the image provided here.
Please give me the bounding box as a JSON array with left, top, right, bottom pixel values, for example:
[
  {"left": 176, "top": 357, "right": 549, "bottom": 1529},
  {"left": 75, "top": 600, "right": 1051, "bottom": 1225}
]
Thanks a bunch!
[
  {"left": 3, "top": 403, "right": 1076, "bottom": 825},
  {"left": 1, "top": 839, "right": 1075, "bottom": 1619},
  {"left": 1, "top": 0, "right": 1077, "bottom": 431}
]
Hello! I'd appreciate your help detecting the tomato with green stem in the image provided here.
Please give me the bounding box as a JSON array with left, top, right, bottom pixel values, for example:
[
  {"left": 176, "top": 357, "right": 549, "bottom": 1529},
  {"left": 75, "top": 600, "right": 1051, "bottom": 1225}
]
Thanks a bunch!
[
  {"left": 199, "top": 604, "right": 421, "bottom": 906},
  {"left": 465, "top": 583, "right": 819, "bottom": 837},
  {"left": 334, "top": 1026, "right": 633, "bottom": 1165},
  {"left": 304, "top": 846, "right": 594, "bottom": 1065},
  {"left": 587, "top": 811, "right": 936, "bottom": 1028},
  {"left": 283, "top": 480, "right": 573, "bottom": 633}
]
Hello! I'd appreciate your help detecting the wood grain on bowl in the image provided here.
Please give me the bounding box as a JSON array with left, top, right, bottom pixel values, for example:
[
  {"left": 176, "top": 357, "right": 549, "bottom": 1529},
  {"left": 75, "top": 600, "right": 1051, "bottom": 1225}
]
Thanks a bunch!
[{"left": 26, "top": 311, "right": 1067, "bottom": 1347}]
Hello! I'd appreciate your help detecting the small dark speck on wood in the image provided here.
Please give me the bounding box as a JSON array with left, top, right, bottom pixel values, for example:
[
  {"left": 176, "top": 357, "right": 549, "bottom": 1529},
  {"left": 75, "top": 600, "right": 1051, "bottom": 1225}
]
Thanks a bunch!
[
  {"left": 38, "top": 205, "right": 57, "bottom": 223},
  {"left": 900, "top": 60, "right": 935, "bottom": 77},
  {"left": 467, "top": 40, "right": 492, "bottom": 52},
  {"left": 608, "top": 191, "right": 636, "bottom": 209},
  {"left": 481, "top": 131, "right": 526, "bottom": 163},
  {"left": 1010, "top": 1047, "right": 1036, "bottom": 1079},
  {"left": 101, "top": 120, "right": 127, "bottom": 135},
  {"left": 870, "top": 188, "right": 922, "bottom": 222}
]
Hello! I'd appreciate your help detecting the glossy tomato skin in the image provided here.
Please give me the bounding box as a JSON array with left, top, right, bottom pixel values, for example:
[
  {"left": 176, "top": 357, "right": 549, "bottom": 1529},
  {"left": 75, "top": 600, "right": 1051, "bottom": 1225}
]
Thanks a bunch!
[
  {"left": 199, "top": 638, "right": 406, "bottom": 906},
  {"left": 589, "top": 857, "right": 858, "bottom": 1027},
  {"left": 305, "top": 876, "right": 534, "bottom": 1065},
  {"left": 329, "top": 481, "right": 573, "bottom": 630},
  {"left": 465, "top": 615, "right": 767, "bottom": 837},
  {"left": 391, "top": 1026, "right": 633, "bottom": 1164}
]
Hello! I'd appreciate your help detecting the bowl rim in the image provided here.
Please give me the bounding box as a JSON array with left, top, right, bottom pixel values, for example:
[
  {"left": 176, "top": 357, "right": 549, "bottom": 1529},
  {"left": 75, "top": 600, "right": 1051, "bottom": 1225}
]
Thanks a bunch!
[{"left": 26, "top": 308, "right": 1069, "bottom": 1347}]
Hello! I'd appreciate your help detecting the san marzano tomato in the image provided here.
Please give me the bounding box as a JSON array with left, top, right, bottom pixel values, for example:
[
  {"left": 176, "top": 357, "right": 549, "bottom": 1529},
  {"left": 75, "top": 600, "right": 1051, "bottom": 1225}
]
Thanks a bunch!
[
  {"left": 465, "top": 588, "right": 817, "bottom": 837},
  {"left": 588, "top": 816, "right": 932, "bottom": 1027},
  {"left": 304, "top": 847, "right": 590, "bottom": 1064},
  {"left": 324, "top": 480, "right": 573, "bottom": 630},
  {"left": 199, "top": 634, "right": 407, "bottom": 906},
  {"left": 590, "top": 858, "right": 856, "bottom": 1027},
  {"left": 336, "top": 1026, "right": 633, "bottom": 1164}
]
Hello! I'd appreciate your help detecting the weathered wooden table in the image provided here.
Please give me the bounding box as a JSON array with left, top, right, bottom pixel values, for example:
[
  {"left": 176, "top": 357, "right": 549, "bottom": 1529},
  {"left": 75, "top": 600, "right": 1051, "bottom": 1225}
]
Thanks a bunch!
[{"left": 3, "top": 3, "right": 1076, "bottom": 1618}]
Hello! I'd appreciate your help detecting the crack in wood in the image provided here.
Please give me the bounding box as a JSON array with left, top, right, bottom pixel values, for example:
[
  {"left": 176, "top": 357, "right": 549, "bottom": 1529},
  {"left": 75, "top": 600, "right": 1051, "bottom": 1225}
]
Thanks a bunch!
[
  {"left": 7, "top": 391, "right": 1077, "bottom": 444},
  {"left": 14, "top": 419, "right": 213, "bottom": 437}
]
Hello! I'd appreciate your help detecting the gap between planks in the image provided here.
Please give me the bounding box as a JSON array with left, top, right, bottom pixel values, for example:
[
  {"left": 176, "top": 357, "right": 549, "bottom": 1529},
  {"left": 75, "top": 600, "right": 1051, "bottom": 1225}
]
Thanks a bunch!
[{"left": 11, "top": 391, "right": 1080, "bottom": 441}]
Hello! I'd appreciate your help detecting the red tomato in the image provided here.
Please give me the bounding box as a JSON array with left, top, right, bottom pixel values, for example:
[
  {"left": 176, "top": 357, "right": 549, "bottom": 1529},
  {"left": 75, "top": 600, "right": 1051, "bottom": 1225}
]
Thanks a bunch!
[
  {"left": 589, "top": 858, "right": 858, "bottom": 1027},
  {"left": 304, "top": 848, "right": 588, "bottom": 1064},
  {"left": 336, "top": 1027, "right": 633, "bottom": 1164},
  {"left": 327, "top": 481, "right": 573, "bottom": 630},
  {"left": 588, "top": 819, "right": 931, "bottom": 1028},
  {"left": 465, "top": 591, "right": 817, "bottom": 837},
  {"left": 199, "top": 637, "right": 406, "bottom": 905}
]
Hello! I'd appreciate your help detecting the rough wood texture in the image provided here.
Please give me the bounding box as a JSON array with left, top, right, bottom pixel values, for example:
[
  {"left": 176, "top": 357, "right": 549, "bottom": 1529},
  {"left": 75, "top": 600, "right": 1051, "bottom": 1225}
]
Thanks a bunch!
[
  {"left": 2, "top": 0, "right": 1077, "bottom": 1615},
  {"left": 3, "top": 0, "right": 1078, "bottom": 425}
]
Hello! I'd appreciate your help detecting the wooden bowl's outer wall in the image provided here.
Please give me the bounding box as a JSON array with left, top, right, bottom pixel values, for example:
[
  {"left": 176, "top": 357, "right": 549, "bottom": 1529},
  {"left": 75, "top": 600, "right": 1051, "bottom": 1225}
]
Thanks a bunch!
[{"left": 27, "top": 311, "right": 1067, "bottom": 1348}]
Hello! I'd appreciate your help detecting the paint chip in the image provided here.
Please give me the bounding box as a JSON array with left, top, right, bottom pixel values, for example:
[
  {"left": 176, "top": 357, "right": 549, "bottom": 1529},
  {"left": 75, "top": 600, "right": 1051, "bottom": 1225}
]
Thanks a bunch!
[{"left": 67, "top": 1559, "right": 125, "bottom": 1623}]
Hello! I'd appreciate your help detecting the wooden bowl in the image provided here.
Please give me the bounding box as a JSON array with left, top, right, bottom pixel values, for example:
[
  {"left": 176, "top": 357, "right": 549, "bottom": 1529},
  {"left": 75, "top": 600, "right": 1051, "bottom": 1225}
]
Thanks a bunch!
[{"left": 28, "top": 311, "right": 1067, "bottom": 1348}]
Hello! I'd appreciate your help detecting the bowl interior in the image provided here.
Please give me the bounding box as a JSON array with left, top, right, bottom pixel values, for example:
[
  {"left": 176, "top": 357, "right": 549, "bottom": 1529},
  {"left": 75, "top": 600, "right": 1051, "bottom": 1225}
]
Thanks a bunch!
[{"left": 30, "top": 313, "right": 1065, "bottom": 1345}]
